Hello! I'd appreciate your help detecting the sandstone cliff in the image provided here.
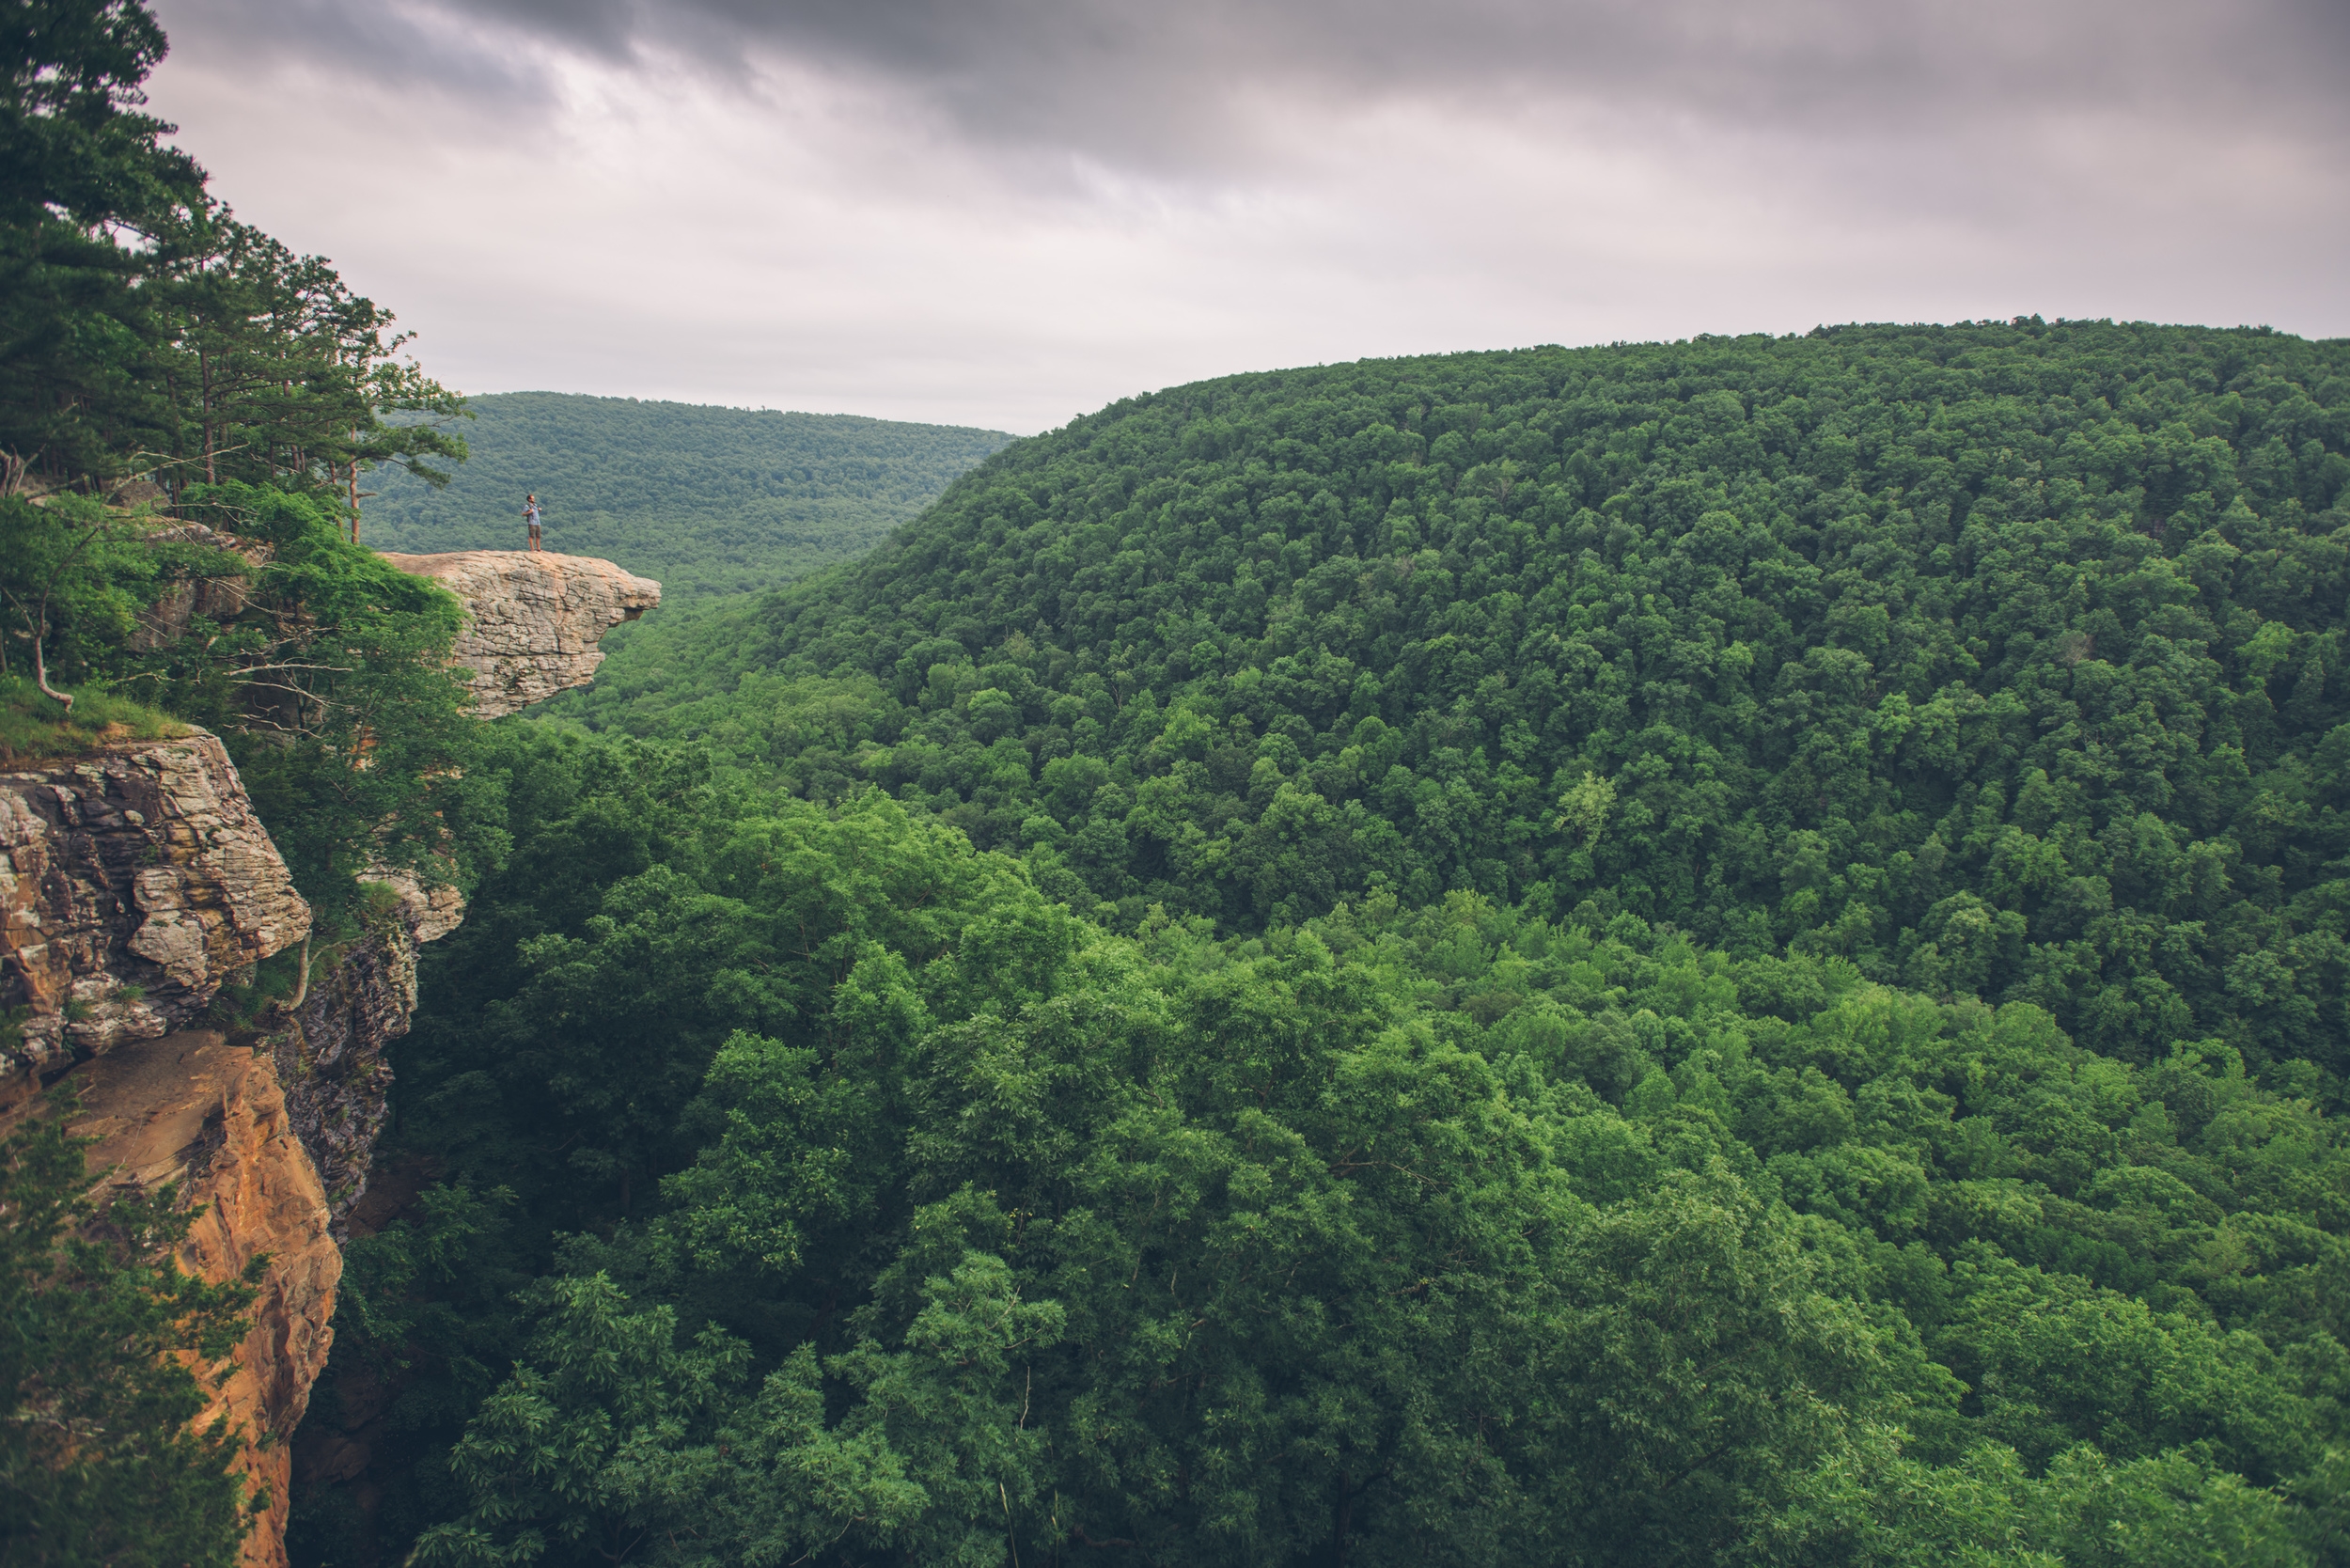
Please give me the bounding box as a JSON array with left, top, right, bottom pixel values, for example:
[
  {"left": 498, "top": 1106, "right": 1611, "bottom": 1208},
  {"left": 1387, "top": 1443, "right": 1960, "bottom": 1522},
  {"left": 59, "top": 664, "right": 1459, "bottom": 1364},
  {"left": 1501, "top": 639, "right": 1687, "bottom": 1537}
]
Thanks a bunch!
[
  {"left": 0, "top": 739, "right": 468, "bottom": 1568},
  {"left": 70, "top": 1031, "right": 337, "bottom": 1568},
  {"left": 4, "top": 550, "right": 653, "bottom": 1568},
  {"left": 0, "top": 731, "right": 311, "bottom": 1089},
  {"left": 0, "top": 735, "right": 332, "bottom": 1568},
  {"left": 376, "top": 550, "right": 660, "bottom": 718}
]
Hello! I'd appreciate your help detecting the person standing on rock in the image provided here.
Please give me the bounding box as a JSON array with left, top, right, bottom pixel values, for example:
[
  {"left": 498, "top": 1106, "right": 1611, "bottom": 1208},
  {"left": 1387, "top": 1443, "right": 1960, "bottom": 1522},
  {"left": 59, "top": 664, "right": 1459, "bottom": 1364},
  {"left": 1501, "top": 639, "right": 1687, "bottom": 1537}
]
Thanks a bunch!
[{"left": 524, "top": 493, "right": 542, "bottom": 552}]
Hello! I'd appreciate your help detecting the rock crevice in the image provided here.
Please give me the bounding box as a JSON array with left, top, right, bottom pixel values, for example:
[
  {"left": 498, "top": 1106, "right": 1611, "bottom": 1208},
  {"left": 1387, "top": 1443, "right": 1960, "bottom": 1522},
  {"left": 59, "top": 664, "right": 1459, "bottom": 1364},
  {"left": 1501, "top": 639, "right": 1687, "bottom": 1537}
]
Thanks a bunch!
[{"left": 274, "top": 868, "right": 463, "bottom": 1230}]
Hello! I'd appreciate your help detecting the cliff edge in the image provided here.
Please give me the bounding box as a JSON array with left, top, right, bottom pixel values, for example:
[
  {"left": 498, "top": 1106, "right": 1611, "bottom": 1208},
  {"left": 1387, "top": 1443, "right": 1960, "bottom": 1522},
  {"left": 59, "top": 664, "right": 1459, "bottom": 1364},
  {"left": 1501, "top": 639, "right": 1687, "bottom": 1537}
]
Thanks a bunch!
[
  {"left": 4, "top": 548, "right": 654, "bottom": 1568},
  {"left": 0, "top": 732, "right": 310, "bottom": 1089},
  {"left": 376, "top": 550, "right": 660, "bottom": 718}
]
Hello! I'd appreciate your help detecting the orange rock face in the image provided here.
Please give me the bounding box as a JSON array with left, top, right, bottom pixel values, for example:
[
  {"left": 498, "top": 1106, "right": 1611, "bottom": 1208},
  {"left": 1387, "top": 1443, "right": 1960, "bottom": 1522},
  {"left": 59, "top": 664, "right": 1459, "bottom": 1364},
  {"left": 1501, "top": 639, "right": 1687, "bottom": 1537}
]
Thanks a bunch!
[
  {"left": 72, "top": 1031, "right": 340, "bottom": 1568},
  {"left": 0, "top": 558, "right": 643, "bottom": 1565}
]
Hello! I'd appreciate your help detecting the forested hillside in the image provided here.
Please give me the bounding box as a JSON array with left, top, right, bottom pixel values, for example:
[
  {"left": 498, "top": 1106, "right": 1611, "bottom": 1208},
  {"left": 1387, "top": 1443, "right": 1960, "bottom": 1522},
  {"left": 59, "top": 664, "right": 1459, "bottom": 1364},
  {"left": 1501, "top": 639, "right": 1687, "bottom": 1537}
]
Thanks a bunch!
[
  {"left": 267, "top": 321, "right": 2350, "bottom": 1568},
  {"left": 361, "top": 392, "right": 1010, "bottom": 598},
  {"left": 608, "top": 323, "right": 2350, "bottom": 1084},
  {"left": 322, "top": 723, "right": 2350, "bottom": 1568},
  {"left": 15, "top": 38, "right": 2350, "bottom": 1555}
]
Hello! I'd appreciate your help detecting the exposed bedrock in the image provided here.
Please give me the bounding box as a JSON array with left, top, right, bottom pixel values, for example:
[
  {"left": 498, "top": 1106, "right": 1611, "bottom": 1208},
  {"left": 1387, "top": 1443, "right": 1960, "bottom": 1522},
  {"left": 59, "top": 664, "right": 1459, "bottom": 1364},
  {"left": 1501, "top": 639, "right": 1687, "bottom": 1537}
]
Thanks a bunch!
[
  {"left": 0, "top": 731, "right": 311, "bottom": 1089},
  {"left": 274, "top": 868, "right": 463, "bottom": 1229},
  {"left": 3, "top": 551, "right": 647, "bottom": 1568},
  {"left": 376, "top": 549, "right": 661, "bottom": 717},
  {"left": 0, "top": 733, "right": 456, "bottom": 1568},
  {"left": 70, "top": 1030, "right": 337, "bottom": 1568}
]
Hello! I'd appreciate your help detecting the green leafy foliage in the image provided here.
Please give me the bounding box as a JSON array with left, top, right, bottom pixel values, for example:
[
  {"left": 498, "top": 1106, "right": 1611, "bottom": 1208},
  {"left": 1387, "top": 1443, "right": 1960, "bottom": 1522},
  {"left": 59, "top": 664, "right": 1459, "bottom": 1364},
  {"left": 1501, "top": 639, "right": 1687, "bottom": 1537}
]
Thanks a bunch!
[
  {"left": 308, "top": 711, "right": 2350, "bottom": 1564},
  {"left": 3, "top": 0, "right": 468, "bottom": 511},
  {"left": 3, "top": 0, "right": 483, "bottom": 933},
  {"left": 0, "top": 1096, "right": 259, "bottom": 1567},
  {"left": 0, "top": 481, "right": 484, "bottom": 928},
  {"left": 0, "top": 0, "right": 203, "bottom": 483},
  {"left": 158, "top": 484, "right": 481, "bottom": 920},
  {"left": 615, "top": 322, "right": 2350, "bottom": 1084}
]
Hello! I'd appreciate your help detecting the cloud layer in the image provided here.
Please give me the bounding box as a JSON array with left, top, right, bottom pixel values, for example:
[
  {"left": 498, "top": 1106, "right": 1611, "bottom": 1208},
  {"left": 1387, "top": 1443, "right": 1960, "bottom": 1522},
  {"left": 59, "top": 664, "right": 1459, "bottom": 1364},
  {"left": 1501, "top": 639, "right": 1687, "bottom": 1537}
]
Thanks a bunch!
[{"left": 145, "top": 0, "right": 2350, "bottom": 432}]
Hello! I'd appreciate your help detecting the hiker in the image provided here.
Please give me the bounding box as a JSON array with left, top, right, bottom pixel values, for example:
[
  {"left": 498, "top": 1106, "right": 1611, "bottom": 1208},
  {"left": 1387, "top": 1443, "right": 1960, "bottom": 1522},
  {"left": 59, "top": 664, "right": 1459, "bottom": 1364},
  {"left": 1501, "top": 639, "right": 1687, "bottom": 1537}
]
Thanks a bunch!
[{"left": 524, "top": 493, "right": 542, "bottom": 552}]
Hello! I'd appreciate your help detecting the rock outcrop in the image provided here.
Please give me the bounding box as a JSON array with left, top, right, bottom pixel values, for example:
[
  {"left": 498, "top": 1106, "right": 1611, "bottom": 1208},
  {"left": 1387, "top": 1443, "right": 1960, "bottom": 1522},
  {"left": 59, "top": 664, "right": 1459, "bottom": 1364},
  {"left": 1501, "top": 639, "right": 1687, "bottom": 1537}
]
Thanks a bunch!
[
  {"left": 0, "top": 732, "right": 311, "bottom": 1090},
  {"left": 0, "top": 551, "right": 650, "bottom": 1568},
  {"left": 70, "top": 1030, "right": 339, "bottom": 1568},
  {"left": 129, "top": 524, "right": 274, "bottom": 651},
  {"left": 0, "top": 729, "right": 451, "bottom": 1566},
  {"left": 376, "top": 550, "right": 660, "bottom": 717},
  {"left": 272, "top": 868, "right": 462, "bottom": 1228}
]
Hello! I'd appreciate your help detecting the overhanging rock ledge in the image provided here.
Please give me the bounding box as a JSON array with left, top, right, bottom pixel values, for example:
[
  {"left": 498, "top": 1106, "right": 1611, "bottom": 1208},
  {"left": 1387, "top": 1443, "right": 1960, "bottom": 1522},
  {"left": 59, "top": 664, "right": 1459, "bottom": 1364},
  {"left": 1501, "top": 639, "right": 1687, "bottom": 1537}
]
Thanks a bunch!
[{"left": 376, "top": 549, "right": 661, "bottom": 717}]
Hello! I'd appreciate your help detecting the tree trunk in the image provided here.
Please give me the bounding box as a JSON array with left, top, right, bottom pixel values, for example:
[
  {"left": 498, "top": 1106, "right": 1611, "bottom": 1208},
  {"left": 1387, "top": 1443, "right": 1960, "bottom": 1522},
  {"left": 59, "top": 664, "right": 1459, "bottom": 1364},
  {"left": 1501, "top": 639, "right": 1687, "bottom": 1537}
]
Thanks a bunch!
[
  {"left": 288, "top": 930, "right": 311, "bottom": 1010},
  {"left": 29, "top": 613, "right": 71, "bottom": 713},
  {"left": 201, "top": 349, "right": 217, "bottom": 483}
]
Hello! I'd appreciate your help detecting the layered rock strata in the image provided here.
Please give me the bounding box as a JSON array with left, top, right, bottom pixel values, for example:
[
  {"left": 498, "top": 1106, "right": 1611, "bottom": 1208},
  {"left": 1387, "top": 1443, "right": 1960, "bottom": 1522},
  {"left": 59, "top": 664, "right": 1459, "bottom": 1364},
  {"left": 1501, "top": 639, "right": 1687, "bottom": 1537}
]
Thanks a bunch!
[
  {"left": 0, "top": 731, "right": 310, "bottom": 1089},
  {"left": 1, "top": 553, "right": 650, "bottom": 1568},
  {"left": 376, "top": 550, "right": 661, "bottom": 718},
  {"left": 0, "top": 739, "right": 453, "bottom": 1568},
  {"left": 70, "top": 1029, "right": 337, "bottom": 1568}
]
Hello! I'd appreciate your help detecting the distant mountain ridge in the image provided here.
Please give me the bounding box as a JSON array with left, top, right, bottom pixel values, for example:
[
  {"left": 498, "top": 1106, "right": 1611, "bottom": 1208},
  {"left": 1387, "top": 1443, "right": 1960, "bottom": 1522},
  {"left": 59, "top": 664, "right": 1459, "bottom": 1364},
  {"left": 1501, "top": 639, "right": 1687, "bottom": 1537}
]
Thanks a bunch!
[{"left": 361, "top": 391, "right": 1012, "bottom": 599}]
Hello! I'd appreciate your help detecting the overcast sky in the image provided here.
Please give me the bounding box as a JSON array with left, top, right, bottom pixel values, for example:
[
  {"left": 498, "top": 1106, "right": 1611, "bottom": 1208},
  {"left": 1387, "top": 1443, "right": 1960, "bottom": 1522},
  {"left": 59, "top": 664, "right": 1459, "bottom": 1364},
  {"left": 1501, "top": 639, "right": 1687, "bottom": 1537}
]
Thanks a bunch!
[{"left": 144, "top": 0, "right": 2349, "bottom": 434}]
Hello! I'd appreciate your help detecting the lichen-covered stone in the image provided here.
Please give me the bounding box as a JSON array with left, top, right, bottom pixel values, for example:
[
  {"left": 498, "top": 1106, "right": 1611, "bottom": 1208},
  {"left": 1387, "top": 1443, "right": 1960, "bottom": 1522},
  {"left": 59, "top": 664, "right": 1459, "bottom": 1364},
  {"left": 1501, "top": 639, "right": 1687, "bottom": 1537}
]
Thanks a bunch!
[
  {"left": 376, "top": 549, "right": 660, "bottom": 717},
  {"left": 0, "top": 732, "right": 310, "bottom": 1088}
]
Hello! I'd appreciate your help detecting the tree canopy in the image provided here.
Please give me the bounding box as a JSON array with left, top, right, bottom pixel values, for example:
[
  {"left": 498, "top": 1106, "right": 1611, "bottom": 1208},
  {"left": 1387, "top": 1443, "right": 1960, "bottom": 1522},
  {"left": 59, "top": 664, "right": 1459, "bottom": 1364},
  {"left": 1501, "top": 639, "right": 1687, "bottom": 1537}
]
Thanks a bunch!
[
  {"left": 590, "top": 324, "right": 2350, "bottom": 1086},
  {"left": 296, "top": 322, "right": 2350, "bottom": 1566},
  {"left": 305, "top": 720, "right": 2350, "bottom": 1566}
]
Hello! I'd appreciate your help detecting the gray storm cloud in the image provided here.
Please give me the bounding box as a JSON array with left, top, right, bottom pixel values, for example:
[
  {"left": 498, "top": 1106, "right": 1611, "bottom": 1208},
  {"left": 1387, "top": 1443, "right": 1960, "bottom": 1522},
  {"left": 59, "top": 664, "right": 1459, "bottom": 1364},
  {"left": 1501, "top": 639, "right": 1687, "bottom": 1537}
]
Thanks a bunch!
[
  {"left": 168, "top": 0, "right": 2350, "bottom": 165},
  {"left": 142, "top": 0, "right": 2350, "bottom": 431}
]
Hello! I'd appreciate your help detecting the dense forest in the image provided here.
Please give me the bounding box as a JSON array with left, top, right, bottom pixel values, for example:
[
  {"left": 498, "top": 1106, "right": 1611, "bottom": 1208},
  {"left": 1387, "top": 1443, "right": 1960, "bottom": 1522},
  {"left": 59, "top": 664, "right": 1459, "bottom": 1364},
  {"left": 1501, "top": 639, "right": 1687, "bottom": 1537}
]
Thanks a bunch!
[
  {"left": 304, "top": 728, "right": 2350, "bottom": 1568},
  {"left": 360, "top": 392, "right": 1010, "bottom": 600},
  {"left": 288, "top": 321, "right": 2350, "bottom": 1567},
  {"left": 594, "top": 326, "right": 2350, "bottom": 1085},
  {"left": 10, "top": 4, "right": 2350, "bottom": 1565}
]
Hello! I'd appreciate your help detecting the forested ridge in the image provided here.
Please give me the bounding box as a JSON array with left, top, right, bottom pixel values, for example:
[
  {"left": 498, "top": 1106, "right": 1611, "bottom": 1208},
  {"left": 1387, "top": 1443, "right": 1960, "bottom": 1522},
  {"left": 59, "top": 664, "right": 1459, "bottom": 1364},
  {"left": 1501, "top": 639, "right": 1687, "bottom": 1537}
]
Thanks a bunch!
[
  {"left": 284, "top": 323, "right": 2350, "bottom": 1567},
  {"left": 362, "top": 392, "right": 1010, "bottom": 599},
  {"left": 607, "top": 323, "right": 2350, "bottom": 1081}
]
